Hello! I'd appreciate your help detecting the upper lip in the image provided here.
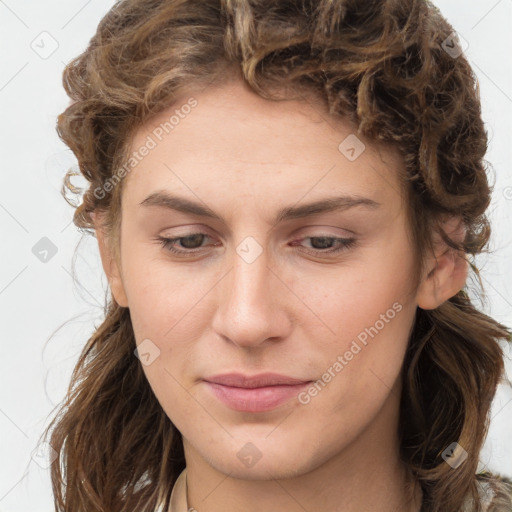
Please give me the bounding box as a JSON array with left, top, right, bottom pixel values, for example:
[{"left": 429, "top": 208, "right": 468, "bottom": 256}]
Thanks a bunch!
[{"left": 204, "top": 373, "right": 312, "bottom": 388}]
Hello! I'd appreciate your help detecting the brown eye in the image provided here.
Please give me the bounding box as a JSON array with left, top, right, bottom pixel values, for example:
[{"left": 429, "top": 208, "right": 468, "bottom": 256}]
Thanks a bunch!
[
  {"left": 290, "top": 236, "right": 357, "bottom": 256},
  {"left": 177, "top": 234, "right": 206, "bottom": 249},
  {"left": 157, "top": 233, "right": 212, "bottom": 254},
  {"left": 309, "top": 237, "right": 336, "bottom": 250}
]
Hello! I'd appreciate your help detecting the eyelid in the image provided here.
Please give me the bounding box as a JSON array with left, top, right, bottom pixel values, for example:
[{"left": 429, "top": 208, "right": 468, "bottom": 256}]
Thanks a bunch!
[
  {"left": 160, "top": 223, "right": 356, "bottom": 238},
  {"left": 293, "top": 224, "right": 356, "bottom": 237}
]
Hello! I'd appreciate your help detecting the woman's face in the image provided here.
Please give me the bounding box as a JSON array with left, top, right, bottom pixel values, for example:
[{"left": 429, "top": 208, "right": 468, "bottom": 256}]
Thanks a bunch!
[{"left": 104, "top": 78, "right": 425, "bottom": 480}]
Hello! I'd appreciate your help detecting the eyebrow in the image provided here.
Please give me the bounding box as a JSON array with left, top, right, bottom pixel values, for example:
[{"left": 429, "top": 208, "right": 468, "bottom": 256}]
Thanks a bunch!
[{"left": 139, "top": 190, "right": 380, "bottom": 224}]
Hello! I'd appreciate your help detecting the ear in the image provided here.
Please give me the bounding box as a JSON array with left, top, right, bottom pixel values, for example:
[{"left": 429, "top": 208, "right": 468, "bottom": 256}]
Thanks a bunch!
[
  {"left": 91, "top": 211, "right": 129, "bottom": 308},
  {"left": 416, "top": 215, "right": 468, "bottom": 310}
]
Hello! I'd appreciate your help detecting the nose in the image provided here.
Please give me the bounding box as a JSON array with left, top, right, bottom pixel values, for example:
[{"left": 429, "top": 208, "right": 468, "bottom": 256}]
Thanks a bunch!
[{"left": 210, "top": 243, "right": 293, "bottom": 349}]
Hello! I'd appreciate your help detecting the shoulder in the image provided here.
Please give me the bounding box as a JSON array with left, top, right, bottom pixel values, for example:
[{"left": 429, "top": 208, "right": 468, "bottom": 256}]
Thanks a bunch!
[{"left": 474, "top": 471, "right": 512, "bottom": 512}]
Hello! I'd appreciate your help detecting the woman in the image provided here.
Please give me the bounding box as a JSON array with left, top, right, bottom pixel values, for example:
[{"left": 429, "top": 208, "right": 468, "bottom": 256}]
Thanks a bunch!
[{"left": 44, "top": 0, "right": 512, "bottom": 511}]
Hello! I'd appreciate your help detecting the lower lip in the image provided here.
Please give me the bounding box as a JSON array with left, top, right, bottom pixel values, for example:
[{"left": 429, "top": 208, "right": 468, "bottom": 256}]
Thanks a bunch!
[{"left": 204, "top": 381, "right": 311, "bottom": 412}]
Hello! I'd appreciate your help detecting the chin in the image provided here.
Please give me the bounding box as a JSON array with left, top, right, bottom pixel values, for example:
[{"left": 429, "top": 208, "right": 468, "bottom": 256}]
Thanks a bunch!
[{"left": 202, "top": 437, "right": 322, "bottom": 481}]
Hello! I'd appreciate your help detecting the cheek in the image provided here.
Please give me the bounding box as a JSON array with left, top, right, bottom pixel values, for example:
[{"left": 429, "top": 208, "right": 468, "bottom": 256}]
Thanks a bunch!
[
  {"left": 293, "top": 240, "right": 416, "bottom": 408},
  {"left": 296, "top": 243, "right": 414, "bottom": 343},
  {"left": 124, "top": 254, "right": 209, "bottom": 429},
  {"left": 301, "top": 275, "right": 413, "bottom": 395},
  {"left": 120, "top": 243, "right": 212, "bottom": 341}
]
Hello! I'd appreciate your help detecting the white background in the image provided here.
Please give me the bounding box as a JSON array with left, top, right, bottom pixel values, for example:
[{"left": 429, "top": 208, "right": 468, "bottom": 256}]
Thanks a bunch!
[{"left": 0, "top": 1, "right": 511, "bottom": 510}]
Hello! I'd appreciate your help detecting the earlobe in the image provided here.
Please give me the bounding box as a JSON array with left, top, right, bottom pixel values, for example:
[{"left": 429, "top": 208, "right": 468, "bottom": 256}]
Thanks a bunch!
[
  {"left": 416, "top": 216, "right": 468, "bottom": 310},
  {"left": 91, "top": 211, "right": 129, "bottom": 308}
]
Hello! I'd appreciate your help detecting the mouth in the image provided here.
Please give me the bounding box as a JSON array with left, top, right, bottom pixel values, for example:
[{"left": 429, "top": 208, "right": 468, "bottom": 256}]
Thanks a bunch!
[{"left": 203, "top": 373, "right": 313, "bottom": 412}]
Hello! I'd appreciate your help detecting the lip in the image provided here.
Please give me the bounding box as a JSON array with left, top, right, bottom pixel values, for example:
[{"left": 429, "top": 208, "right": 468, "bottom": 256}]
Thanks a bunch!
[{"left": 203, "top": 373, "right": 312, "bottom": 412}]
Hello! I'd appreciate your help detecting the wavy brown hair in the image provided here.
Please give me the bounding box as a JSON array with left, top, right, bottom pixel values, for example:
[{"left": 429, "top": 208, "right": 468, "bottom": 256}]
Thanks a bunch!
[{"left": 42, "top": 0, "right": 512, "bottom": 511}]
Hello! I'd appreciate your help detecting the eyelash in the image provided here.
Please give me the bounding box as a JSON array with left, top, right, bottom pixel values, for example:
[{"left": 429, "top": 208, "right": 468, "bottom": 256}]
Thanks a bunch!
[{"left": 156, "top": 233, "right": 357, "bottom": 257}]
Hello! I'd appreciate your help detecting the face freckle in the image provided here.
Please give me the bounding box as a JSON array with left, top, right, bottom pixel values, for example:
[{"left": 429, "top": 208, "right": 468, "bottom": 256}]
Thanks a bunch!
[{"left": 113, "top": 78, "right": 420, "bottom": 484}]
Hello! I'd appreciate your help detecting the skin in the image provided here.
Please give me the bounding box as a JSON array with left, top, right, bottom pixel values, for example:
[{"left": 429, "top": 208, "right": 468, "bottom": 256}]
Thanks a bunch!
[{"left": 93, "top": 77, "right": 468, "bottom": 512}]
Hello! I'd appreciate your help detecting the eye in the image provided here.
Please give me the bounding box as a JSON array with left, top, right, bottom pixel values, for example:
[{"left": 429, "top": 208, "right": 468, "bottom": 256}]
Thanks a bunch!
[
  {"left": 290, "top": 236, "right": 357, "bottom": 255},
  {"left": 157, "top": 233, "right": 214, "bottom": 255},
  {"left": 157, "top": 233, "right": 357, "bottom": 257}
]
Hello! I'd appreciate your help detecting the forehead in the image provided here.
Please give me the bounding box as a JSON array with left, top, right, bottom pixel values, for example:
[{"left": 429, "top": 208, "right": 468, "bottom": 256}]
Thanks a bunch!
[{"left": 120, "top": 79, "right": 406, "bottom": 220}]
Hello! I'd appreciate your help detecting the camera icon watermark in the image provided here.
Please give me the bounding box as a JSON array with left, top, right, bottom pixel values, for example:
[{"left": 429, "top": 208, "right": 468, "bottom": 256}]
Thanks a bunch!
[
  {"left": 441, "top": 31, "right": 469, "bottom": 59},
  {"left": 32, "top": 236, "right": 58, "bottom": 263},
  {"left": 31, "top": 441, "right": 58, "bottom": 469},
  {"left": 30, "top": 31, "right": 59, "bottom": 59},
  {"left": 338, "top": 134, "right": 366, "bottom": 161},
  {"left": 442, "top": 441, "right": 468, "bottom": 469},
  {"left": 503, "top": 186, "right": 512, "bottom": 200},
  {"left": 237, "top": 442, "right": 262, "bottom": 468},
  {"left": 236, "top": 236, "right": 263, "bottom": 264},
  {"left": 134, "top": 338, "right": 161, "bottom": 366}
]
